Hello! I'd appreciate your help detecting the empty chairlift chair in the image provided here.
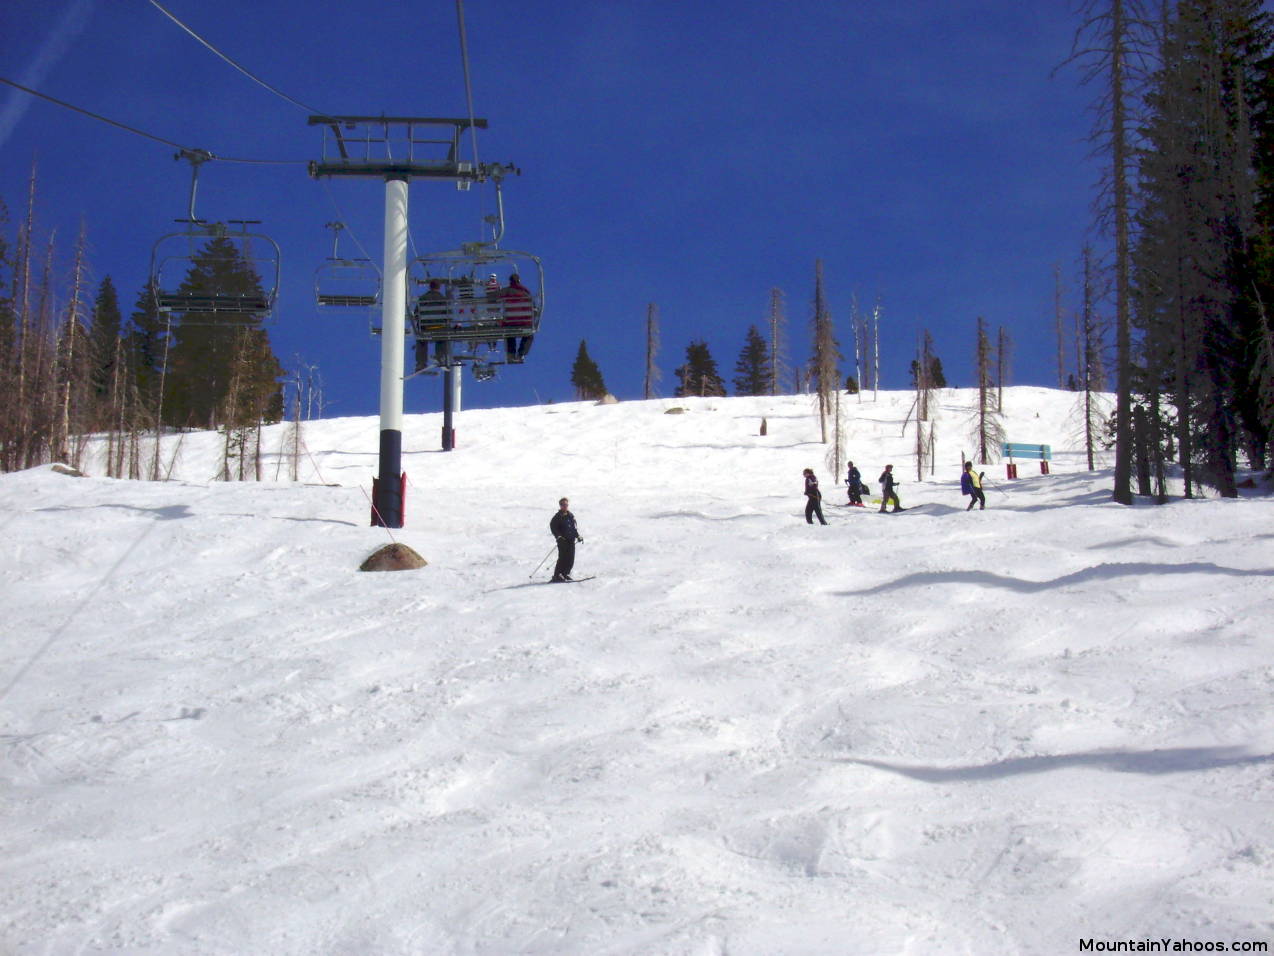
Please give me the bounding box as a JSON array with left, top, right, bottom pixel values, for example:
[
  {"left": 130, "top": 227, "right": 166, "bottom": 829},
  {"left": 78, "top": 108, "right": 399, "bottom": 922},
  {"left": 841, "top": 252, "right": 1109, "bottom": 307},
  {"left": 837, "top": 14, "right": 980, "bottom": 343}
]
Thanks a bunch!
[
  {"left": 315, "top": 221, "right": 381, "bottom": 309},
  {"left": 150, "top": 220, "right": 281, "bottom": 323},
  {"left": 149, "top": 151, "right": 281, "bottom": 324}
]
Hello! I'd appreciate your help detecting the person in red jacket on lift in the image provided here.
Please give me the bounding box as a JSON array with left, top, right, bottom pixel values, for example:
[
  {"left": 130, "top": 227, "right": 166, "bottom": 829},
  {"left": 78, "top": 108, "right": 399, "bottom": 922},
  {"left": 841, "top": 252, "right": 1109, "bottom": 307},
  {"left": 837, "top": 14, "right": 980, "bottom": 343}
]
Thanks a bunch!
[{"left": 502, "top": 273, "right": 535, "bottom": 363}]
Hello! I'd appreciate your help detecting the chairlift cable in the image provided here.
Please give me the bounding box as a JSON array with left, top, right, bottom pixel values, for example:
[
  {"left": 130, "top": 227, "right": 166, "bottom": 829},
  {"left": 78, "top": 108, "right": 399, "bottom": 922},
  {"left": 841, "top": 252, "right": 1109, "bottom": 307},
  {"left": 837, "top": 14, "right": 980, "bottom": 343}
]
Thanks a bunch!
[
  {"left": 144, "top": 0, "right": 332, "bottom": 119},
  {"left": 455, "top": 0, "right": 495, "bottom": 241},
  {"left": 2, "top": 75, "right": 187, "bottom": 151},
  {"left": 0, "top": 75, "right": 305, "bottom": 165},
  {"left": 455, "top": 0, "right": 482, "bottom": 171}
]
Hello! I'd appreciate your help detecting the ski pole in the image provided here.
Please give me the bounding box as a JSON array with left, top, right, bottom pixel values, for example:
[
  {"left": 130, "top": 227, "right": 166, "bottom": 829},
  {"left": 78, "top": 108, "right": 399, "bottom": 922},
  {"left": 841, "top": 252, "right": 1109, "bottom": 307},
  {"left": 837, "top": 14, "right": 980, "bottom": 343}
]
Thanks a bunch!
[{"left": 530, "top": 543, "right": 557, "bottom": 579}]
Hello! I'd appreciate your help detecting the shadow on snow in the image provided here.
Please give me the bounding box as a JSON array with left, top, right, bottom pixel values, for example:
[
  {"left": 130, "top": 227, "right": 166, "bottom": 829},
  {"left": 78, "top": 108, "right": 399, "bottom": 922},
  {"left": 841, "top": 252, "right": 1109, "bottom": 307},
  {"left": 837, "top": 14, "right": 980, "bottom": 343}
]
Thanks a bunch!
[
  {"left": 835, "top": 561, "right": 1274, "bottom": 596},
  {"left": 833, "top": 746, "right": 1274, "bottom": 782}
]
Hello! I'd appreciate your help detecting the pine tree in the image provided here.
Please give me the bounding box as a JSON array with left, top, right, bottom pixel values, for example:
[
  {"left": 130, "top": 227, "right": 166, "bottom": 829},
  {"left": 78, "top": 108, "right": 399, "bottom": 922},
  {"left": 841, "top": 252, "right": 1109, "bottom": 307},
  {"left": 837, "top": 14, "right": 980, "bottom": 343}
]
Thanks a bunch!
[
  {"left": 674, "top": 340, "right": 726, "bottom": 397},
  {"left": 162, "top": 236, "right": 283, "bottom": 429},
  {"left": 127, "top": 278, "right": 167, "bottom": 413},
  {"left": 1131, "top": 0, "right": 1272, "bottom": 493},
  {"left": 570, "top": 339, "right": 608, "bottom": 400},
  {"left": 1251, "top": 21, "right": 1274, "bottom": 460},
  {"left": 733, "top": 324, "right": 771, "bottom": 396},
  {"left": 88, "top": 276, "right": 122, "bottom": 415},
  {"left": 909, "top": 351, "right": 947, "bottom": 389},
  {"left": 0, "top": 198, "right": 14, "bottom": 369}
]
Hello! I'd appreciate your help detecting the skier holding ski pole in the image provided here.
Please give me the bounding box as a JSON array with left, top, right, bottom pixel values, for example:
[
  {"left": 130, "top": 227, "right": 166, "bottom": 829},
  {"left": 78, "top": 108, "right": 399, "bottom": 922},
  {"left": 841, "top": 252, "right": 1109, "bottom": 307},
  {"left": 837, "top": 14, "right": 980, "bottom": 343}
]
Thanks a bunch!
[
  {"left": 961, "top": 461, "right": 987, "bottom": 511},
  {"left": 878, "top": 464, "right": 902, "bottom": 513},
  {"left": 549, "top": 497, "right": 584, "bottom": 583},
  {"left": 803, "top": 468, "right": 828, "bottom": 525},
  {"left": 846, "top": 461, "right": 864, "bottom": 507},
  {"left": 529, "top": 543, "right": 558, "bottom": 579}
]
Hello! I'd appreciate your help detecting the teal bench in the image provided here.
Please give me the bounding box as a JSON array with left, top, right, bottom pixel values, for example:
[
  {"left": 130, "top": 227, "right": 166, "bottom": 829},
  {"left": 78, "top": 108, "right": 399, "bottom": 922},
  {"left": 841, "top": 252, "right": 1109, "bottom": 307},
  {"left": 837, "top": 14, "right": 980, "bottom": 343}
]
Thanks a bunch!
[{"left": 1001, "top": 442, "right": 1052, "bottom": 478}]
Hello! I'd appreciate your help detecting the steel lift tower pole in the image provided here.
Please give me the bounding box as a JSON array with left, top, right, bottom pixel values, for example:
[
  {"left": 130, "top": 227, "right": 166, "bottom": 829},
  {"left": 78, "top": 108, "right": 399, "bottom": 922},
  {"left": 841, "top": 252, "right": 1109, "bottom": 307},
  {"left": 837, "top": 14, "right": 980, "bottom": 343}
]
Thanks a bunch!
[
  {"left": 309, "top": 115, "right": 507, "bottom": 528},
  {"left": 378, "top": 175, "right": 409, "bottom": 512}
]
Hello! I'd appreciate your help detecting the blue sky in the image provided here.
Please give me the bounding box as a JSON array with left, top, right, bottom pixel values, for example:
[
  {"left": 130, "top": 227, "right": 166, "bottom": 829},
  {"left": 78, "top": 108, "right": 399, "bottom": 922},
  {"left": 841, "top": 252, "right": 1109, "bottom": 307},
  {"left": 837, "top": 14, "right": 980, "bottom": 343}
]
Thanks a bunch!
[{"left": 1, "top": 0, "right": 1102, "bottom": 418}]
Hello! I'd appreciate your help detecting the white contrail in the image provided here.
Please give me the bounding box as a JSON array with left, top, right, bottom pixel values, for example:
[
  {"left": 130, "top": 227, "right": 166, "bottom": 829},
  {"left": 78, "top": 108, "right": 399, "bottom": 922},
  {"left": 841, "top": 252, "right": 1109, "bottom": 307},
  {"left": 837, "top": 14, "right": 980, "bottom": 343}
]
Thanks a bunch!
[{"left": 0, "top": 0, "right": 98, "bottom": 151}]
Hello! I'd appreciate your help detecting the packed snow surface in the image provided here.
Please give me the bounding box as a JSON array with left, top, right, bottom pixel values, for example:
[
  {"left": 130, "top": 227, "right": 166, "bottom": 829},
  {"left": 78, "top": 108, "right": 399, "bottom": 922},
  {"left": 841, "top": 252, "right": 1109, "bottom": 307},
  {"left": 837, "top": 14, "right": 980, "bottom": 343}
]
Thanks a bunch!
[{"left": 2, "top": 388, "right": 1272, "bottom": 955}]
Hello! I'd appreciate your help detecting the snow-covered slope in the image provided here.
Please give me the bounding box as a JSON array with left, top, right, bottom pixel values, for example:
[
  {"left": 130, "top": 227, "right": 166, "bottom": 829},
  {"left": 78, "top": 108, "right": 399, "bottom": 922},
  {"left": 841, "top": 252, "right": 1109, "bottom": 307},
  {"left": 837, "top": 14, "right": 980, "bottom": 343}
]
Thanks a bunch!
[{"left": 2, "top": 388, "right": 1271, "bottom": 955}]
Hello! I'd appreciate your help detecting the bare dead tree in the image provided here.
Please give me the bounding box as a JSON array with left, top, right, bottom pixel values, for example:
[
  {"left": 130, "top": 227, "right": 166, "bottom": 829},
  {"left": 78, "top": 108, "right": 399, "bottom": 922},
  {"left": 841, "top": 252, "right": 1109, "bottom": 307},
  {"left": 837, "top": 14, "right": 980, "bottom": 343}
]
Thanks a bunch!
[
  {"left": 850, "top": 292, "right": 864, "bottom": 401},
  {"left": 971, "top": 316, "right": 1005, "bottom": 464},
  {"left": 871, "top": 299, "right": 882, "bottom": 399},
  {"left": 1055, "top": 262, "right": 1069, "bottom": 388},
  {"left": 810, "top": 260, "right": 841, "bottom": 443},
  {"left": 56, "top": 223, "right": 94, "bottom": 470},
  {"left": 8, "top": 165, "right": 38, "bottom": 471},
  {"left": 644, "top": 302, "right": 661, "bottom": 400},
  {"left": 915, "top": 331, "right": 936, "bottom": 479},
  {"left": 1079, "top": 244, "right": 1108, "bottom": 470},
  {"left": 997, "top": 326, "right": 1012, "bottom": 413},
  {"left": 824, "top": 386, "right": 847, "bottom": 479},
  {"left": 1064, "top": 0, "right": 1154, "bottom": 504},
  {"left": 147, "top": 311, "right": 176, "bottom": 482},
  {"left": 767, "top": 287, "right": 787, "bottom": 395}
]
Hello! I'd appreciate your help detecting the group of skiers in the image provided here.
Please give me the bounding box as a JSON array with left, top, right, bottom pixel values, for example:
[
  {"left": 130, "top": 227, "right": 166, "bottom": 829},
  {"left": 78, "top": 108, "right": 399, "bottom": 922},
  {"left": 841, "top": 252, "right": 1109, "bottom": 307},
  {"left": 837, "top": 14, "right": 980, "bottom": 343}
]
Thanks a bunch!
[
  {"left": 550, "top": 461, "right": 990, "bottom": 582},
  {"left": 800, "top": 460, "right": 988, "bottom": 523}
]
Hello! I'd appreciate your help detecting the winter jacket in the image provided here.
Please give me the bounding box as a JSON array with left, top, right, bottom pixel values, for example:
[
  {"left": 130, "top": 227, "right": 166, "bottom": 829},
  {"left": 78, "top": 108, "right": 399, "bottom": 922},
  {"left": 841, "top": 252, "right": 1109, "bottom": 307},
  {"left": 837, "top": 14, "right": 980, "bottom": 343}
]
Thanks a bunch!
[
  {"left": 550, "top": 509, "right": 581, "bottom": 542},
  {"left": 502, "top": 280, "right": 534, "bottom": 328},
  {"left": 961, "top": 471, "right": 973, "bottom": 495},
  {"left": 846, "top": 466, "right": 861, "bottom": 490},
  {"left": 804, "top": 474, "right": 822, "bottom": 499},
  {"left": 879, "top": 470, "right": 897, "bottom": 495},
  {"left": 415, "top": 289, "right": 449, "bottom": 332}
]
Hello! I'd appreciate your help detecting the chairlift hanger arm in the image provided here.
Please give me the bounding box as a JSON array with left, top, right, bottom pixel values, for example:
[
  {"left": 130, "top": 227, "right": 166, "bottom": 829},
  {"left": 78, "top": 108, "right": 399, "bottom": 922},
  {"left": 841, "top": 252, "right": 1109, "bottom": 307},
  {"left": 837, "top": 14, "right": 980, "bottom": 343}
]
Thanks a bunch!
[{"left": 175, "top": 148, "right": 215, "bottom": 223}]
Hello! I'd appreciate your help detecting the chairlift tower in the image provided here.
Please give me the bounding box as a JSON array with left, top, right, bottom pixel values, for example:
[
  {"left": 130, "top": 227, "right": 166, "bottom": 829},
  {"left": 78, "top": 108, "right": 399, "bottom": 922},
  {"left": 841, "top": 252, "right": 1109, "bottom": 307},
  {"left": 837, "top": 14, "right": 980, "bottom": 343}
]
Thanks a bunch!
[{"left": 308, "top": 115, "right": 515, "bottom": 529}]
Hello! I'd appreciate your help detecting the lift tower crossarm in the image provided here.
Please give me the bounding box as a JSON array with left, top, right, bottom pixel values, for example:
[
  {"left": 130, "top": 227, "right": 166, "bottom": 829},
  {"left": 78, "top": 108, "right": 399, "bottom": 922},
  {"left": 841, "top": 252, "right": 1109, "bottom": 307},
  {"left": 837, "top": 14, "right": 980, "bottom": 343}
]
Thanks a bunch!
[{"left": 306, "top": 115, "right": 491, "bottom": 182}]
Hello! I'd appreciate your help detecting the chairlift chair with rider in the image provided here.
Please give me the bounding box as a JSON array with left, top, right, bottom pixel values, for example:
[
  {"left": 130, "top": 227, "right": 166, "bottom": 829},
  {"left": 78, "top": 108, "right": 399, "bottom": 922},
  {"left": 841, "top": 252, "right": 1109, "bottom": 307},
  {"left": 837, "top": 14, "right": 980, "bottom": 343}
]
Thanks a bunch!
[{"left": 407, "top": 243, "right": 544, "bottom": 370}]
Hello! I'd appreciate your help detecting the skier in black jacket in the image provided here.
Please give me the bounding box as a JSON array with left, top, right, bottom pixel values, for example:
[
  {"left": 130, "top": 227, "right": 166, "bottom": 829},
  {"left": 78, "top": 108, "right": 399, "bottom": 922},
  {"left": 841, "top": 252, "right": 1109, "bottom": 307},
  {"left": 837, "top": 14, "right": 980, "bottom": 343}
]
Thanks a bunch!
[
  {"left": 846, "top": 461, "right": 864, "bottom": 506},
  {"left": 803, "top": 468, "right": 828, "bottom": 525},
  {"left": 549, "top": 497, "right": 583, "bottom": 582},
  {"left": 878, "top": 464, "right": 902, "bottom": 513}
]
